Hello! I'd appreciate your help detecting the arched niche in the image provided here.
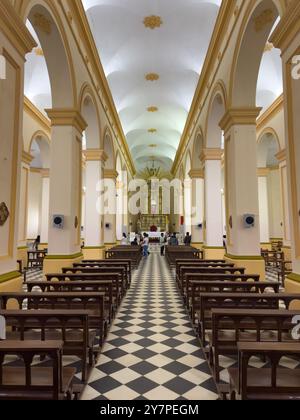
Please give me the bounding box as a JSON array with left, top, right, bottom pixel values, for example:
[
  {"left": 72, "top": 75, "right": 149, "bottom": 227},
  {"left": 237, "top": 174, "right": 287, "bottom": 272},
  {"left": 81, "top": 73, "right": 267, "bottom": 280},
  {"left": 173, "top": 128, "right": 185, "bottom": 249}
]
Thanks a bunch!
[{"left": 80, "top": 86, "right": 101, "bottom": 150}]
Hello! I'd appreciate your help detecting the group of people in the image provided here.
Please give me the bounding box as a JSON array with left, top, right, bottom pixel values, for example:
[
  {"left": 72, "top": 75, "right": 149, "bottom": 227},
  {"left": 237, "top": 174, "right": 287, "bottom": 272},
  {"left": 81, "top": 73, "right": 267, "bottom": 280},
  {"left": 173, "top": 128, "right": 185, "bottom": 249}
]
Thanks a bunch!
[{"left": 120, "top": 231, "right": 192, "bottom": 258}]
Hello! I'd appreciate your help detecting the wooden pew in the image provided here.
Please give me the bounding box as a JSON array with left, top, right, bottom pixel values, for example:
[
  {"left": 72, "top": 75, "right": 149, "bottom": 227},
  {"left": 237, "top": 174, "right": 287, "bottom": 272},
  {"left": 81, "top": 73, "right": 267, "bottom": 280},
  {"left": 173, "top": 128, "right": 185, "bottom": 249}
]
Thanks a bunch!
[
  {"left": 228, "top": 342, "right": 300, "bottom": 400},
  {"left": 45, "top": 273, "right": 119, "bottom": 319},
  {"left": 105, "top": 247, "right": 142, "bottom": 268},
  {"left": 190, "top": 281, "right": 280, "bottom": 325},
  {"left": 165, "top": 246, "right": 202, "bottom": 266},
  {"left": 0, "top": 309, "right": 92, "bottom": 382},
  {"left": 175, "top": 258, "right": 226, "bottom": 276},
  {"left": 0, "top": 292, "right": 108, "bottom": 349},
  {"left": 198, "top": 293, "right": 300, "bottom": 351},
  {"left": 27, "top": 250, "right": 47, "bottom": 270},
  {"left": 210, "top": 308, "right": 300, "bottom": 382},
  {"left": 179, "top": 267, "right": 246, "bottom": 302},
  {"left": 0, "top": 341, "right": 75, "bottom": 400},
  {"left": 79, "top": 259, "right": 132, "bottom": 284},
  {"left": 175, "top": 260, "right": 233, "bottom": 284},
  {"left": 62, "top": 266, "right": 127, "bottom": 296}
]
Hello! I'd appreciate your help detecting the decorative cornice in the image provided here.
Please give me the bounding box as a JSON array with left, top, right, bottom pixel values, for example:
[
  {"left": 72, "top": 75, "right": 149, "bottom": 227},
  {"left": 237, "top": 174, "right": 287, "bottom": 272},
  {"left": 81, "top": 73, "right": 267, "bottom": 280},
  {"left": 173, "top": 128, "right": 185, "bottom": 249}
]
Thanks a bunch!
[
  {"left": 270, "top": 0, "right": 300, "bottom": 52},
  {"left": 45, "top": 109, "right": 87, "bottom": 133},
  {"left": 219, "top": 107, "right": 262, "bottom": 133},
  {"left": 256, "top": 94, "right": 284, "bottom": 131},
  {"left": 22, "top": 150, "right": 34, "bottom": 166},
  {"left": 104, "top": 169, "right": 118, "bottom": 179},
  {"left": 257, "top": 167, "right": 271, "bottom": 177},
  {"left": 200, "top": 148, "right": 223, "bottom": 162},
  {"left": 189, "top": 169, "right": 204, "bottom": 179},
  {"left": 83, "top": 149, "right": 108, "bottom": 162},
  {"left": 30, "top": 167, "right": 42, "bottom": 174},
  {"left": 275, "top": 149, "right": 287, "bottom": 163},
  {"left": 0, "top": 0, "right": 36, "bottom": 58},
  {"left": 40, "top": 169, "right": 50, "bottom": 178},
  {"left": 24, "top": 97, "right": 51, "bottom": 135}
]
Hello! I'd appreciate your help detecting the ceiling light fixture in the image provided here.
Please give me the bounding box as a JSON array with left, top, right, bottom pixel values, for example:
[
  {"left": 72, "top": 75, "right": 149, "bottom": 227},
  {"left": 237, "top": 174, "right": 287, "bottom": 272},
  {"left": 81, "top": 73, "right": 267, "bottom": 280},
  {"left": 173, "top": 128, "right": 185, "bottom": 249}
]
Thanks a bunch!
[
  {"left": 148, "top": 129, "right": 157, "bottom": 134},
  {"left": 147, "top": 106, "right": 158, "bottom": 112}
]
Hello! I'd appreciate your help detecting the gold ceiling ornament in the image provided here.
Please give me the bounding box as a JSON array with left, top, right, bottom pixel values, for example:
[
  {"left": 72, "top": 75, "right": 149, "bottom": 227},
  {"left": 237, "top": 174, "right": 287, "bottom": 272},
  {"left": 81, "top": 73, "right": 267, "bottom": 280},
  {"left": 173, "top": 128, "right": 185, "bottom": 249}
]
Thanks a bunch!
[
  {"left": 147, "top": 106, "right": 158, "bottom": 113},
  {"left": 254, "top": 9, "right": 274, "bottom": 32},
  {"left": 149, "top": 144, "right": 157, "bottom": 148},
  {"left": 143, "top": 15, "right": 163, "bottom": 30},
  {"left": 264, "top": 42, "right": 274, "bottom": 53},
  {"left": 34, "top": 47, "right": 44, "bottom": 56},
  {"left": 145, "top": 73, "right": 160, "bottom": 82},
  {"left": 33, "top": 13, "right": 52, "bottom": 35},
  {"left": 148, "top": 129, "right": 157, "bottom": 134}
]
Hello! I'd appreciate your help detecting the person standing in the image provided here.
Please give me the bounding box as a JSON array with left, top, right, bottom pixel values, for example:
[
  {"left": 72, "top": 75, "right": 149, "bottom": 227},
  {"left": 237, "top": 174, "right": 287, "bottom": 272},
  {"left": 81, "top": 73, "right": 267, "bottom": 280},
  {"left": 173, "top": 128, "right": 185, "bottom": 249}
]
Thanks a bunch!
[
  {"left": 184, "top": 232, "right": 192, "bottom": 246},
  {"left": 120, "top": 233, "right": 128, "bottom": 245},
  {"left": 170, "top": 233, "right": 179, "bottom": 246},
  {"left": 142, "top": 233, "right": 150, "bottom": 257},
  {"left": 160, "top": 233, "right": 166, "bottom": 256}
]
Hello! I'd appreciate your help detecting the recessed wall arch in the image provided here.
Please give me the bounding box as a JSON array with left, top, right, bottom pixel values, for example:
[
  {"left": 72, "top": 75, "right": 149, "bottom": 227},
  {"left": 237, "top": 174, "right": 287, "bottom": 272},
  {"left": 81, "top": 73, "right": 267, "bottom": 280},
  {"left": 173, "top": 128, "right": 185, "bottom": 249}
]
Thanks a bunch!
[
  {"left": 21, "top": 0, "right": 77, "bottom": 108},
  {"left": 257, "top": 126, "right": 281, "bottom": 151},
  {"left": 80, "top": 83, "right": 102, "bottom": 150},
  {"left": 205, "top": 82, "right": 227, "bottom": 149},
  {"left": 192, "top": 127, "right": 204, "bottom": 171},
  {"left": 28, "top": 129, "right": 50, "bottom": 154},
  {"left": 229, "top": 0, "right": 284, "bottom": 108},
  {"left": 103, "top": 126, "right": 116, "bottom": 170}
]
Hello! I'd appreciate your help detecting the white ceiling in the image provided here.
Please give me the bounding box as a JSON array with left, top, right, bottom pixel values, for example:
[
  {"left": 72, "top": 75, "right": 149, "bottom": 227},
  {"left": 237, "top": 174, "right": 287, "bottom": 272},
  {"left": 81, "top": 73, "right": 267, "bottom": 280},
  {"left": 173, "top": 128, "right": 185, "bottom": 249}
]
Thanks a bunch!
[
  {"left": 23, "top": 2, "right": 283, "bottom": 171},
  {"left": 83, "top": 0, "right": 221, "bottom": 171}
]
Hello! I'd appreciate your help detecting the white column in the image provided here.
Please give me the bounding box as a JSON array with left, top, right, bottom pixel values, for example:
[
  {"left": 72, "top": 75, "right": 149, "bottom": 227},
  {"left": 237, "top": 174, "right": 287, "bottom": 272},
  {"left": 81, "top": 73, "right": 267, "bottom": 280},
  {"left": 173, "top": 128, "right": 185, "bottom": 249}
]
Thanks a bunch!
[
  {"left": 18, "top": 152, "right": 32, "bottom": 247},
  {"left": 83, "top": 150, "right": 106, "bottom": 249},
  {"left": 202, "top": 149, "right": 224, "bottom": 252},
  {"left": 220, "top": 108, "right": 265, "bottom": 278},
  {"left": 189, "top": 170, "right": 204, "bottom": 245},
  {"left": 258, "top": 170, "right": 270, "bottom": 244},
  {"left": 276, "top": 150, "right": 291, "bottom": 249},
  {"left": 104, "top": 169, "right": 117, "bottom": 245},
  {"left": 44, "top": 109, "right": 86, "bottom": 272},
  {"left": 40, "top": 169, "right": 50, "bottom": 245}
]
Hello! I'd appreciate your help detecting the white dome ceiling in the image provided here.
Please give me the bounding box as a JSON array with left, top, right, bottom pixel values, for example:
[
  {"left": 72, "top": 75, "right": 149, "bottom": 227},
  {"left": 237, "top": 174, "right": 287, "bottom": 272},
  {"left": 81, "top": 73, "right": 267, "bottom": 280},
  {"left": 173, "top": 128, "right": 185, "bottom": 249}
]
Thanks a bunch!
[{"left": 83, "top": 0, "right": 221, "bottom": 171}]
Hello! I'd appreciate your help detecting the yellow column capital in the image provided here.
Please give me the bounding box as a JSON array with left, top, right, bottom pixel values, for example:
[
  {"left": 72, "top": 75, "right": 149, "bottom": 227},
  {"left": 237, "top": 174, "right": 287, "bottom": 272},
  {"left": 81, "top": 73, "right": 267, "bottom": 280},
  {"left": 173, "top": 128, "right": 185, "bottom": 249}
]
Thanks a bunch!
[
  {"left": 189, "top": 169, "right": 204, "bottom": 179},
  {"left": 45, "top": 109, "right": 88, "bottom": 134},
  {"left": 219, "top": 107, "right": 262, "bottom": 133},
  {"left": 200, "top": 148, "right": 223, "bottom": 162},
  {"left": 83, "top": 149, "right": 108, "bottom": 162},
  {"left": 275, "top": 149, "right": 287, "bottom": 163}
]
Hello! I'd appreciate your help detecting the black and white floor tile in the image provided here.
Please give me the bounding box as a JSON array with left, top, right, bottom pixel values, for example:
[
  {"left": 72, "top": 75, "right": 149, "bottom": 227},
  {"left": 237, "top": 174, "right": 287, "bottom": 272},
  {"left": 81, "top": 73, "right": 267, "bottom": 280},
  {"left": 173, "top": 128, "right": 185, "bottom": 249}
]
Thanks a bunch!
[{"left": 81, "top": 249, "right": 218, "bottom": 400}]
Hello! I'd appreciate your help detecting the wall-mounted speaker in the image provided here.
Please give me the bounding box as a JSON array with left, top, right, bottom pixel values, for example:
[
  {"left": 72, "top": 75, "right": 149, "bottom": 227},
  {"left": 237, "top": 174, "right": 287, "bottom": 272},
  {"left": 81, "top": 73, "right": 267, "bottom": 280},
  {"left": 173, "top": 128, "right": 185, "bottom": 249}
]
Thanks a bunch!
[
  {"left": 243, "top": 214, "right": 255, "bottom": 229},
  {"left": 52, "top": 215, "right": 64, "bottom": 229},
  {"left": 105, "top": 223, "right": 111, "bottom": 229}
]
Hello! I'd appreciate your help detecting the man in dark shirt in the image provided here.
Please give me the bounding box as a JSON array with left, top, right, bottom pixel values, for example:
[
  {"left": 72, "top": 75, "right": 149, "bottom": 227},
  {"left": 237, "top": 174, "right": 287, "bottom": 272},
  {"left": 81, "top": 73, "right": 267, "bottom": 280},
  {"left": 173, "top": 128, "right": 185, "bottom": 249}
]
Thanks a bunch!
[{"left": 184, "top": 232, "right": 192, "bottom": 246}]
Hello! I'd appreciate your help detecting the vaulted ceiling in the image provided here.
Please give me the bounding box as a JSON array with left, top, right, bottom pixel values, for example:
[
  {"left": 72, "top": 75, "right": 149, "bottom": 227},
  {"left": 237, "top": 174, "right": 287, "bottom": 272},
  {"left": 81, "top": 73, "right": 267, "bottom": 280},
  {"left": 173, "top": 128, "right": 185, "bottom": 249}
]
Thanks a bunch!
[{"left": 83, "top": 0, "right": 222, "bottom": 172}]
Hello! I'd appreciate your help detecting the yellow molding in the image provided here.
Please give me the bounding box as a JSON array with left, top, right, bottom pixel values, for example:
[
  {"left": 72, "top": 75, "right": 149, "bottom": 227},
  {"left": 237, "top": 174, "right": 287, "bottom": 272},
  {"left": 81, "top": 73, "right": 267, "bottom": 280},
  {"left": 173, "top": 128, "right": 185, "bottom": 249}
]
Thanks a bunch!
[
  {"left": 63, "top": 0, "right": 136, "bottom": 177},
  {"left": 22, "top": 150, "right": 34, "bottom": 165},
  {"left": 189, "top": 169, "right": 204, "bottom": 179},
  {"left": 270, "top": 0, "right": 300, "bottom": 52},
  {"left": 257, "top": 167, "right": 271, "bottom": 177},
  {"left": 83, "top": 149, "right": 108, "bottom": 162},
  {"left": 200, "top": 148, "right": 223, "bottom": 162},
  {"left": 276, "top": 149, "right": 287, "bottom": 162},
  {"left": 219, "top": 108, "right": 262, "bottom": 133},
  {"left": 24, "top": 97, "right": 51, "bottom": 135},
  {"left": 256, "top": 94, "right": 284, "bottom": 131},
  {"left": 104, "top": 169, "right": 119, "bottom": 179},
  {"left": 45, "top": 108, "right": 87, "bottom": 133},
  {"left": 0, "top": 0, "right": 36, "bottom": 58},
  {"left": 40, "top": 169, "right": 50, "bottom": 178}
]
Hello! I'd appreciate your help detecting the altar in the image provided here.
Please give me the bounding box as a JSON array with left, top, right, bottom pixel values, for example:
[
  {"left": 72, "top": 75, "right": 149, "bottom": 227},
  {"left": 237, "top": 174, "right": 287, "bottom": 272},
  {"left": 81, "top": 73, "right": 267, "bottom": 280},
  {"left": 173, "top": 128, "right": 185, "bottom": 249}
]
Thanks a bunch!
[
  {"left": 139, "top": 215, "right": 168, "bottom": 232},
  {"left": 143, "top": 232, "right": 165, "bottom": 242}
]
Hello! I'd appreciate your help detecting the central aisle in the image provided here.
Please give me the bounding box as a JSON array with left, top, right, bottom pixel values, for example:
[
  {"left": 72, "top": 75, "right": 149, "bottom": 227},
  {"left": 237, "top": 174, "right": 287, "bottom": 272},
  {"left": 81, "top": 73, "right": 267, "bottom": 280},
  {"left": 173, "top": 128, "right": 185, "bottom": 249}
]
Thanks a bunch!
[{"left": 82, "top": 248, "right": 218, "bottom": 400}]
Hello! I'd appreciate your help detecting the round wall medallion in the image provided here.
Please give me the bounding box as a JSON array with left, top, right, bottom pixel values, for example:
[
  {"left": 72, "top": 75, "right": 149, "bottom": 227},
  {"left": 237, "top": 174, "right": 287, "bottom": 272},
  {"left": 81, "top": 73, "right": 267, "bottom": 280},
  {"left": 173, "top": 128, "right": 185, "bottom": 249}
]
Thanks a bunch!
[{"left": 0, "top": 202, "right": 9, "bottom": 227}]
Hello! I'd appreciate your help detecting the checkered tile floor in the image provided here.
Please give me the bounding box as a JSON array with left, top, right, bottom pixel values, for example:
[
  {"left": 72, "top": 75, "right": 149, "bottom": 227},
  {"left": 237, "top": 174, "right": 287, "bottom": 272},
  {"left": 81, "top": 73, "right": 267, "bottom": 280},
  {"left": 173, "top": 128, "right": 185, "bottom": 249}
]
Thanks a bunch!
[{"left": 81, "top": 250, "right": 218, "bottom": 400}]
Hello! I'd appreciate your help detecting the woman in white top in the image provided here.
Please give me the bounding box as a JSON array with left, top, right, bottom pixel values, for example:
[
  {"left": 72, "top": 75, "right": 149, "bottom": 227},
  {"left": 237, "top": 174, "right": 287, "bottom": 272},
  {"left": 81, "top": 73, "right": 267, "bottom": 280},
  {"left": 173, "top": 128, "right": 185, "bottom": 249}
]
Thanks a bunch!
[
  {"left": 120, "top": 233, "right": 128, "bottom": 245},
  {"left": 142, "top": 233, "right": 150, "bottom": 257}
]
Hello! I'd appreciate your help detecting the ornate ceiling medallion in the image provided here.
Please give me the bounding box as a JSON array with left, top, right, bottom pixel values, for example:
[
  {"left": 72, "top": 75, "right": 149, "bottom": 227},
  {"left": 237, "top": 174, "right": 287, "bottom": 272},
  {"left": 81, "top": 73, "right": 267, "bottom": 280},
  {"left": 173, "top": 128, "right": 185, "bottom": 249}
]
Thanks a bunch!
[
  {"left": 148, "top": 129, "right": 157, "bottom": 134},
  {"left": 149, "top": 144, "right": 157, "bottom": 148},
  {"left": 143, "top": 16, "right": 163, "bottom": 30},
  {"left": 145, "top": 73, "right": 159, "bottom": 82},
  {"left": 147, "top": 106, "right": 158, "bottom": 113},
  {"left": 33, "top": 13, "right": 52, "bottom": 35}
]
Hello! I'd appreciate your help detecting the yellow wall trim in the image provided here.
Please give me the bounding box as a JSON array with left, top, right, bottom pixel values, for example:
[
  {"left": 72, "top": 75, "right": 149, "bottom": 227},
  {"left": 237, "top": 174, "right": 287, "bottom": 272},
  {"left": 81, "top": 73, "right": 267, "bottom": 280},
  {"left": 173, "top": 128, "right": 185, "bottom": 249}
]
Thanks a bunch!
[{"left": 0, "top": 271, "right": 21, "bottom": 285}]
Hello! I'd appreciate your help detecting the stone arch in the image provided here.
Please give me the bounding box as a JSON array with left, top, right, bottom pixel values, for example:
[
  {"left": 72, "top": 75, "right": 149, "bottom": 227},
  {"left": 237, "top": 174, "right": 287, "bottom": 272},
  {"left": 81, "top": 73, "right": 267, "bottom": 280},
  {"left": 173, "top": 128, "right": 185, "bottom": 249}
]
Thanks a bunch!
[
  {"left": 192, "top": 128, "right": 204, "bottom": 170},
  {"left": 80, "top": 84, "right": 101, "bottom": 150},
  {"left": 22, "top": 0, "right": 76, "bottom": 108},
  {"left": 205, "top": 83, "right": 227, "bottom": 149},
  {"left": 103, "top": 127, "right": 116, "bottom": 170},
  {"left": 229, "top": 0, "right": 283, "bottom": 108}
]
